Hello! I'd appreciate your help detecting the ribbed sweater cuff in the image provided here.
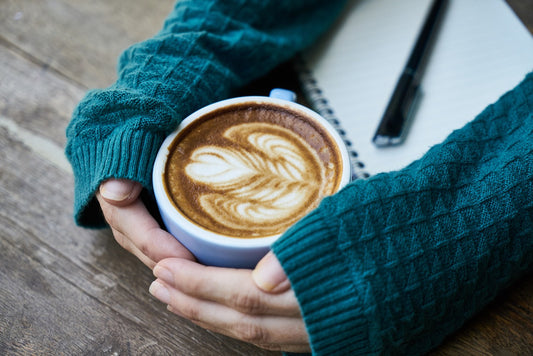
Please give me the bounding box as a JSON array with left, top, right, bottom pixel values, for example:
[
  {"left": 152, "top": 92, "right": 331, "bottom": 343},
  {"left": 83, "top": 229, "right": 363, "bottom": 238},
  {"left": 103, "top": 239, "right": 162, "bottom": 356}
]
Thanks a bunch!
[
  {"left": 272, "top": 205, "right": 373, "bottom": 355},
  {"left": 68, "top": 129, "right": 164, "bottom": 227}
]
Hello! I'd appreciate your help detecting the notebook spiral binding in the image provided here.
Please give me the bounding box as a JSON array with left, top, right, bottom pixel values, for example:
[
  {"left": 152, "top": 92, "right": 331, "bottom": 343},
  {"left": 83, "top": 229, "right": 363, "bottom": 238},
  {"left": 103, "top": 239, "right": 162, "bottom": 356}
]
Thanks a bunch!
[{"left": 293, "top": 56, "right": 370, "bottom": 180}]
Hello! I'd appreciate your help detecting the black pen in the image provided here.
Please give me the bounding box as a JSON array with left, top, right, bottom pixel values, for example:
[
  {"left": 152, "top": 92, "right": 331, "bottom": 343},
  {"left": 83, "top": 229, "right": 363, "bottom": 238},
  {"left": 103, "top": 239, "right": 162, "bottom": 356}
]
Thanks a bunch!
[{"left": 373, "top": 0, "right": 448, "bottom": 147}]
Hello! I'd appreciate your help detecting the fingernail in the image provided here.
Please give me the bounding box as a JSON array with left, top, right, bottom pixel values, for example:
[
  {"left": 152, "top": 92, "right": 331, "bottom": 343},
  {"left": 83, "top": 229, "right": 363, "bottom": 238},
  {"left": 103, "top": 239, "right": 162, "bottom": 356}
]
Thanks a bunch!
[
  {"left": 252, "top": 252, "right": 287, "bottom": 292},
  {"left": 153, "top": 265, "right": 173, "bottom": 284},
  {"left": 100, "top": 179, "right": 134, "bottom": 201},
  {"left": 149, "top": 280, "right": 170, "bottom": 304}
]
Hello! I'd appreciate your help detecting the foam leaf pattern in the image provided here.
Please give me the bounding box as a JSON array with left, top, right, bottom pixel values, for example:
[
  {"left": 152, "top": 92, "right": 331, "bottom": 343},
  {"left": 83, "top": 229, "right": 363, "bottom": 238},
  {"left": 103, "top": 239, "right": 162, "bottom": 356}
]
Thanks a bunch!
[{"left": 185, "top": 123, "right": 325, "bottom": 235}]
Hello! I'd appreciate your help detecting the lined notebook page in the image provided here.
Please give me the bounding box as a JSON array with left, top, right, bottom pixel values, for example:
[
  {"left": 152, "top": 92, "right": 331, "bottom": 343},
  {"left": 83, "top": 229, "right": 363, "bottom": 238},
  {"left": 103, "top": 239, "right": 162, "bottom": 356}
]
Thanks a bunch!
[{"left": 301, "top": 0, "right": 533, "bottom": 175}]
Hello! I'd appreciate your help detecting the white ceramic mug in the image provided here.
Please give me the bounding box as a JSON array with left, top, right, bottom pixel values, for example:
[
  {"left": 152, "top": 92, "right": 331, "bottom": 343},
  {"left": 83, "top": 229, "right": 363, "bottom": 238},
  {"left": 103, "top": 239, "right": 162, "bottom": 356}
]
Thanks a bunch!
[{"left": 152, "top": 89, "right": 351, "bottom": 268}]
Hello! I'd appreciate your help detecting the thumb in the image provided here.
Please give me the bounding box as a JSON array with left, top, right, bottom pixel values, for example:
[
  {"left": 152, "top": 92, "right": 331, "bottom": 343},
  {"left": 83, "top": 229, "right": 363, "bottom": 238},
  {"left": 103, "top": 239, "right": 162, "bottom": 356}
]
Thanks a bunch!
[
  {"left": 99, "top": 178, "right": 143, "bottom": 206},
  {"left": 252, "top": 251, "right": 290, "bottom": 293}
]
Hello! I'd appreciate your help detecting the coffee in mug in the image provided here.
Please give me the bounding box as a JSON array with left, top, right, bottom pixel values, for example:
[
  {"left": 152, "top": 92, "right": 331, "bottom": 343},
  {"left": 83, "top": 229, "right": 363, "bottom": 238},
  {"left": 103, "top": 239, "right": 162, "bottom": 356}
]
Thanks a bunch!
[{"left": 153, "top": 90, "right": 351, "bottom": 268}]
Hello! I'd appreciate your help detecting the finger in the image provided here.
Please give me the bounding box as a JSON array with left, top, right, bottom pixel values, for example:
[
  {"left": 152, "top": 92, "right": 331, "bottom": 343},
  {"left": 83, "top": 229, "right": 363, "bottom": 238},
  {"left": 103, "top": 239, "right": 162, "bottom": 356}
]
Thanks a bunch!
[
  {"left": 191, "top": 317, "right": 310, "bottom": 353},
  {"left": 97, "top": 192, "right": 195, "bottom": 264},
  {"left": 110, "top": 227, "right": 156, "bottom": 268},
  {"left": 154, "top": 259, "right": 300, "bottom": 316},
  {"left": 252, "top": 251, "right": 291, "bottom": 293},
  {"left": 149, "top": 279, "right": 309, "bottom": 348},
  {"left": 99, "top": 179, "right": 143, "bottom": 207},
  {"left": 252, "top": 342, "right": 311, "bottom": 354}
]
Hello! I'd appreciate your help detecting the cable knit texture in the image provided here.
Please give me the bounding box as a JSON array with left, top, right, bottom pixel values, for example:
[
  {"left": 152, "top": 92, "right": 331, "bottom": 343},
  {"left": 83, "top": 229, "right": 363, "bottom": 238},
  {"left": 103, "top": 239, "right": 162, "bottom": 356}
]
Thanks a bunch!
[
  {"left": 65, "top": 0, "right": 533, "bottom": 354},
  {"left": 273, "top": 73, "right": 533, "bottom": 355}
]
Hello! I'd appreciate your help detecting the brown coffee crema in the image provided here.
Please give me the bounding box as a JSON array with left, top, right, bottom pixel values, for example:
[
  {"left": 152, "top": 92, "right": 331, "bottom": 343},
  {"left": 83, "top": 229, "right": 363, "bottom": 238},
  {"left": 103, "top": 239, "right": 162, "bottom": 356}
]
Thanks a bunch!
[{"left": 164, "top": 103, "right": 343, "bottom": 238}]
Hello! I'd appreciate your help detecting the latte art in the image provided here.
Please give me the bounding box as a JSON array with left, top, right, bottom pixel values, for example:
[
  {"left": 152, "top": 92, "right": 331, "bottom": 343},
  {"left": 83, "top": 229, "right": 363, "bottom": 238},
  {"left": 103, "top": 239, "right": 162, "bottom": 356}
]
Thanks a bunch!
[
  {"left": 164, "top": 103, "right": 343, "bottom": 238},
  {"left": 185, "top": 123, "right": 324, "bottom": 234}
]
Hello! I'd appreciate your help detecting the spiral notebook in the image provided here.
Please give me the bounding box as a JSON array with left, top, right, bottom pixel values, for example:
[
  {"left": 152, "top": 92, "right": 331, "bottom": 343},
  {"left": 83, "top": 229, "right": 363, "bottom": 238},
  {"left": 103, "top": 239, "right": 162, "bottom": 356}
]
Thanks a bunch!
[{"left": 297, "top": 0, "right": 533, "bottom": 178}]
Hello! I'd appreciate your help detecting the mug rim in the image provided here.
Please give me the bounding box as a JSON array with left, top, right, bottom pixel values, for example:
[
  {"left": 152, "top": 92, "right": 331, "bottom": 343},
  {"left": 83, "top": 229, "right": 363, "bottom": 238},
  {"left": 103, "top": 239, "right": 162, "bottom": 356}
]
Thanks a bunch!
[{"left": 152, "top": 95, "right": 351, "bottom": 249}]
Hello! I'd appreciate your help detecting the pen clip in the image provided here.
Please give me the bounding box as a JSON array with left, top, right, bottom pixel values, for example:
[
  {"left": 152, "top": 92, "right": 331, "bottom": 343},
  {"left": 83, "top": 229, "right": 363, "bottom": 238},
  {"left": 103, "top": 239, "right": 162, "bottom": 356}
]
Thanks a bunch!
[{"left": 401, "top": 83, "right": 422, "bottom": 138}]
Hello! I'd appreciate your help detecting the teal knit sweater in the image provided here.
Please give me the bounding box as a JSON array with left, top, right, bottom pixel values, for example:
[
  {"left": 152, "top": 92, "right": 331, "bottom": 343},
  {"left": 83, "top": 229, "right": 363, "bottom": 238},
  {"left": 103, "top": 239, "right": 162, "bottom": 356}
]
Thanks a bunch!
[{"left": 65, "top": 0, "right": 533, "bottom": 354}]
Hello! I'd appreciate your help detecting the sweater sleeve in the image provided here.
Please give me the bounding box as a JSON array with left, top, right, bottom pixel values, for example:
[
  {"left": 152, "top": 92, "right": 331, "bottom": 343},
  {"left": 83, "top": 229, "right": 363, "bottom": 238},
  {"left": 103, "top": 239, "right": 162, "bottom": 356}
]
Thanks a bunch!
[
  {"left": 273, "top": 72, "right": 533, "bottom": 355},
  {"left": 65, "top": 0, "right": 348, "bottom": 227}
]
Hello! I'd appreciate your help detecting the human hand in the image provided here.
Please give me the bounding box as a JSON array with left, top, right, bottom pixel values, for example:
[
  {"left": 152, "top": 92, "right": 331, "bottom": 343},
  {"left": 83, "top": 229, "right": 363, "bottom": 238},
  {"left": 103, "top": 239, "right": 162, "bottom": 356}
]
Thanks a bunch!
[
  {"left": 96, "top": 178, "right": 194, "bottom": 269},
  {"left": 149, "top": 251, "right": 310, "bottom": 353}
]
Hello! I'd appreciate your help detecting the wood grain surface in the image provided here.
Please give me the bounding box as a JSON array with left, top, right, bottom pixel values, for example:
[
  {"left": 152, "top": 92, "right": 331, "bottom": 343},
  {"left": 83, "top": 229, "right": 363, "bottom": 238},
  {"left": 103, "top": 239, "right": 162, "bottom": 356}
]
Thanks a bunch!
[{"left": 1, "top": 0, "right": 531, "bottom": 355}]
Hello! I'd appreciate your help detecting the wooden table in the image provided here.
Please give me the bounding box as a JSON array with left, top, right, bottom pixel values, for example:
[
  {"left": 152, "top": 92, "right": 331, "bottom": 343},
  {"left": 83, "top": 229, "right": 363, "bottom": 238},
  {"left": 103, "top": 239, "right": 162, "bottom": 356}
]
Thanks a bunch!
[{"left": 1, "top": 1, "right": 531, "bottom": 354}]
